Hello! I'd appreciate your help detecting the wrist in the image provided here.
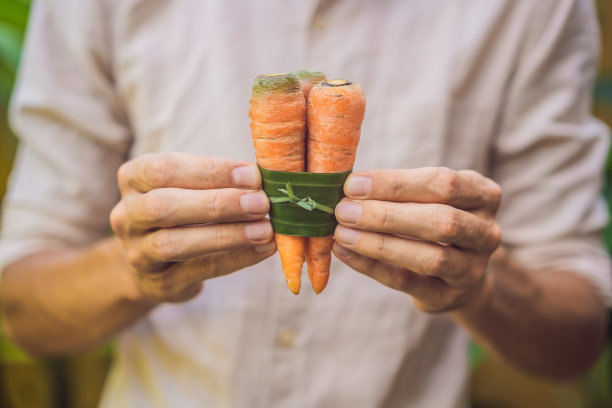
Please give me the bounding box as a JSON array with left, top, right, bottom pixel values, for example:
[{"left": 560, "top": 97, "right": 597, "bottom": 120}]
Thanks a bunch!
[
  {"left": 451, "top": 257, "right": 498, "bottom": 321},
  {"left": 462, "top": 267, "right": 495, "bottom": 313},
  {"left": 102, "top": 237, "right": 160, "bottom": 309},
  {"left": 451, "top": 248, "right": 511, "bottom": 324}
]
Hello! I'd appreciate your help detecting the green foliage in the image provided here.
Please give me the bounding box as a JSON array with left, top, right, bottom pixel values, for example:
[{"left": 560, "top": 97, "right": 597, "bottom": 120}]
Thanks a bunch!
[
  {"left": 596, "top": 76, "right": 612, "bottom": 251},
  {"left": 0, "top": 0, "right": 29, "bottom": 201},
  {"left": 0, "top": 0, "right": 30, "bottom": 363},
  {"left": 0, "top": 0, "right": 29, "bottom": 95}
]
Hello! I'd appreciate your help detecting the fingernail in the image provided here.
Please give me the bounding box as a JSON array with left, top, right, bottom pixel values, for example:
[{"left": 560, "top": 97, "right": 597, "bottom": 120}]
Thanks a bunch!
[
  {"left": 345, "top": 175, "right": 371, "bottom": 197},
  {"left": 245, "top": 222, "right": 273, "bottom": 241},
  {"left": 335, "top": 226, "right": 360, "bottom": 245},
  {"left": 240, "top": 193, "right": 268, "bottom": 214},
  {"left": 232, "top": 165, "right": 259, "bottom": 188},
  {"left": 335, "top": 201, "right": 362, "bottom": 224},
  {"left": 255, "top": 241, "right": 276, "bottom": 253},
  {"left": 333, "top": 243, "right": 353, "bottom": 259}
]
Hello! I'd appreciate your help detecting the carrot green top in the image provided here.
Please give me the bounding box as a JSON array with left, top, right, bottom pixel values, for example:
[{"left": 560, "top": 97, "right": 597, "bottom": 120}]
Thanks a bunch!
[
  {"left": 291, "top": 70, "right": 326, "bottom": 81},
  {"left": 290, "top": 71, "right": 327, "bottom": 101},
  {"left": 251, "top": 73, "right": 301, "bottom": 96}
]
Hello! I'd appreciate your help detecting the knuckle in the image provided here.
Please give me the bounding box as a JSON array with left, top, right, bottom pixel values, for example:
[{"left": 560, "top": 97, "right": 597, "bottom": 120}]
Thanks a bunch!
[
  {"left": 109, "top": 204, "right": 126, "bottom": 234},
  {"left": 488, "top": 180, "right": 502, "bottom": 208},
  {"left": 149, "top": 230, "right": 175, "bottom": 262},
  {"left": 379, "top": 205, "right": 395, "bottom": 229},
  {"left": 467, "top": 259, "right": 487, "bottom": 283},
  {"left": 372, "top": 234, "right": 389, "bottom": 258},
  {"left": 487, "top": 222, "right": 502, "bottom": 251},
  {"left": 207, "top": 190, "right": 225, "bottom": 218},
  {"left": 428, "top": 247, "right": 450, "bottom": 276},
  {"left": 213, "top": 224, "right": 234, "bottom": 248},
  {"left": 434, "top": 168, "right": 460, "bottom": 202},
  {"left": 126, "top": 247, "right": 145, "bottom": 269},
  {"left": 437, "top": 209, "right": 462, "bottom": 242},
  {"left": 140, "top": 193, "right": 168, "bottom": 225},
  {"left": 390, "top": 175, "right": 407, "bottom": 199},
  {"left": 144, "top": 153, "right": 174, "bottom": 188},
  {"left": 117, "top": 162, "right": 132, "bottom": 187},
  {"left": 392, "top": 270, "right": 412, "bottom": 293}
]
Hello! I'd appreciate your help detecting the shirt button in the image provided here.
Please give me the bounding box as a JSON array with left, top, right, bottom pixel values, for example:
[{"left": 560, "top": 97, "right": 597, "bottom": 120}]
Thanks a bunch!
[
  {"left": 276, "top": 328, "right": 295, "bottom": 348},
  {"left": 312, "top": 16, "right": 326, "bottom": 31}
]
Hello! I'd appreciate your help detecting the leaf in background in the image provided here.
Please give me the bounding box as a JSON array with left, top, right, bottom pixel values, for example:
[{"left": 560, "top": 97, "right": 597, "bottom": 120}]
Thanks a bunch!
[
  {"left": 0, "top": 22, "right": 22, "bottom": 75},
  {"left": 0, "top": 0, "right": 30, "bottom": 28},
  {"left": 0, "top": 0, "right": 28, "bottom": 202}
]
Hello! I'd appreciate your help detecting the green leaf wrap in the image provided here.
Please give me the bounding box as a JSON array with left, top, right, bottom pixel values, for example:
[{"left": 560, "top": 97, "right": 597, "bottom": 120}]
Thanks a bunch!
[{"left": 259, "top": 167, "right": 351, "bottom": 237}]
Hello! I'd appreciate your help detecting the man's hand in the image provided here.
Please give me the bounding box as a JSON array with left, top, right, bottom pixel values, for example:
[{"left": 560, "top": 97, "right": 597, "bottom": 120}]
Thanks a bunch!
[
  {"left": 332, "top": 167, "right": 502, "bottom": 313},
  {"left": 110, "top": 152, "right": 276, "bottom": 303}
]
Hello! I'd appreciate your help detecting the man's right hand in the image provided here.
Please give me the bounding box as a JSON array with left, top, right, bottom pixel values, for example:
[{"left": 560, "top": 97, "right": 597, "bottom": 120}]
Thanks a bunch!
[{"left": 110, "top": 152, "right": 276, "bottom": 303}]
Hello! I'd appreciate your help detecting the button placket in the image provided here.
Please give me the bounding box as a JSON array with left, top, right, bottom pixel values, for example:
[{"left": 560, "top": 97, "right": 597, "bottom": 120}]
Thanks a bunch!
[{"left": 267, "top": 267, "right": 310, "bottom": 406}]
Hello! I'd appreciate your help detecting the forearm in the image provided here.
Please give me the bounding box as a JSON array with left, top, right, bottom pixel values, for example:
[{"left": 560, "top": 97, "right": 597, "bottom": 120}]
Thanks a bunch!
[
  {"left": 452, "top": 250, "right": 608, "bottom": 381},
  {"left": 0, "top": 236, "right": 157, "bottom": 357}
]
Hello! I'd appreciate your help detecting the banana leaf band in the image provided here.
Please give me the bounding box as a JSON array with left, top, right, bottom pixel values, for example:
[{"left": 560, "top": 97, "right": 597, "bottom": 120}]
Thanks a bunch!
[{"left": 259, "top": 166, "right": 351, "bottom": 237}]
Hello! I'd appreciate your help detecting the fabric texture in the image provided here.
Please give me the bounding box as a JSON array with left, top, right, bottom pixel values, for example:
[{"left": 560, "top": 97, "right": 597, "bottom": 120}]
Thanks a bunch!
[{"left": 0, "top": 0, "right": 610, "bottom": 407}]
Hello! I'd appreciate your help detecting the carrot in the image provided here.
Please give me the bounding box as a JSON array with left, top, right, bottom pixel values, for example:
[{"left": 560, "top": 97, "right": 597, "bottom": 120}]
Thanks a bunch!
[
  {"left": 306, "top": 79, "right": 366, "bottom": 294},
  {"left": 291, "top": 71, "right": 327, "bottom": 286},
  {"left": 291, "top": 71, "right": 327, "bottom": 102},
  {"left": 249, "top": 73, "right": 306, "bottom": 294}
]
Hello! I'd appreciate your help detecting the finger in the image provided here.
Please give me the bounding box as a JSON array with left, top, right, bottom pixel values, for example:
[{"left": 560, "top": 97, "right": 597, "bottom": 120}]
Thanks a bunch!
[
  {"left": 136, "top": 220, "right": 274, "bottom": 265},
  {"left": 186, "top": 241, "right": 277, "bottom": 281},
  {"left": 127, "top": 188, "right": 269, "bottom": 232},
  {"left": 335, "top": 200, "right": 501, "bottom": 252},
  {"left": 344, "top": 168, "right": 501, "bottom": 212},
  {"left": 334, "top": 226, "right": 487, "bottom": 288},
  {"left": 333, "top": 242, "right": 437, "bottom": 294},
  {"left": 138, "top": 242, "right": 277, "bottom": 301},
  {"left": 332, "top": 243, "right": 469, "bottom": 313},
  {"left": 118, "top": 153, "right": 261, "bottom": 193}
]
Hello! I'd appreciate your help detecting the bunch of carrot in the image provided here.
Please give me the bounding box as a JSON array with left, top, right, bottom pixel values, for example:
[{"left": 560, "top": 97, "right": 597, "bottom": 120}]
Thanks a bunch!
[{"left": 249, "top": 71, "right": 366, "bottom": 294}]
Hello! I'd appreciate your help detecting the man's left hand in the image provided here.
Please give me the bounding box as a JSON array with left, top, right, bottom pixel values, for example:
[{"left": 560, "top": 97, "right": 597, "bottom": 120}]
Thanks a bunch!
[{"left": 332, "top": 167, "right": 502, "bottom": 313}]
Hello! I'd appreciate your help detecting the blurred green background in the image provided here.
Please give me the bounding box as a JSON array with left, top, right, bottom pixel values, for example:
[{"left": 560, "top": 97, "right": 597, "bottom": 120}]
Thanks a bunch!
[{"left": 0, "top": 1, "right": 611, "bottom": 407}]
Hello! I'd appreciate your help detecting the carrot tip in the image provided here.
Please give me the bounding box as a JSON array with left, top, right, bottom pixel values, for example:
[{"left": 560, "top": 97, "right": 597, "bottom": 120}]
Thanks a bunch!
[
  {"left": 311, "top": 280, "right": 327, "bottom": 294},
  {"left": 310, "top": 271, "right": 330, "bottom": 294},
  {"left": 287, "top": 278, "right": 301, "bottom": 295}
]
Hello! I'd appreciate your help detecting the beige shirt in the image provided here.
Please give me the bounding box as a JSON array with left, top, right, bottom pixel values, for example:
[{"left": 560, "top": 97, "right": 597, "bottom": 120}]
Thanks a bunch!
[{"left": 2, "top": 0, "right": 611, "bottom": 407}]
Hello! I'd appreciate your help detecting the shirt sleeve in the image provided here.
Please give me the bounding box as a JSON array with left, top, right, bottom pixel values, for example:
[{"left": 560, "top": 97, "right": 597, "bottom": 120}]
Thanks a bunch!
[
  {"left": 0, "top": 0, "right": 132, "bottom": 277},
  {"left": 492, "top": 0, "right": 612, "bottom": 305}
]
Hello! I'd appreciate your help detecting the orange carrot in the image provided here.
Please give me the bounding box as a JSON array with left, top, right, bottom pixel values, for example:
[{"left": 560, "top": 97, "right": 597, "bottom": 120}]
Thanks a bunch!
[
  {"left": 306, "top": 79, "right": 366, "bottom": 293},
  {"left": 249, "top": 73, "right": 306, "bottom": 294}
]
